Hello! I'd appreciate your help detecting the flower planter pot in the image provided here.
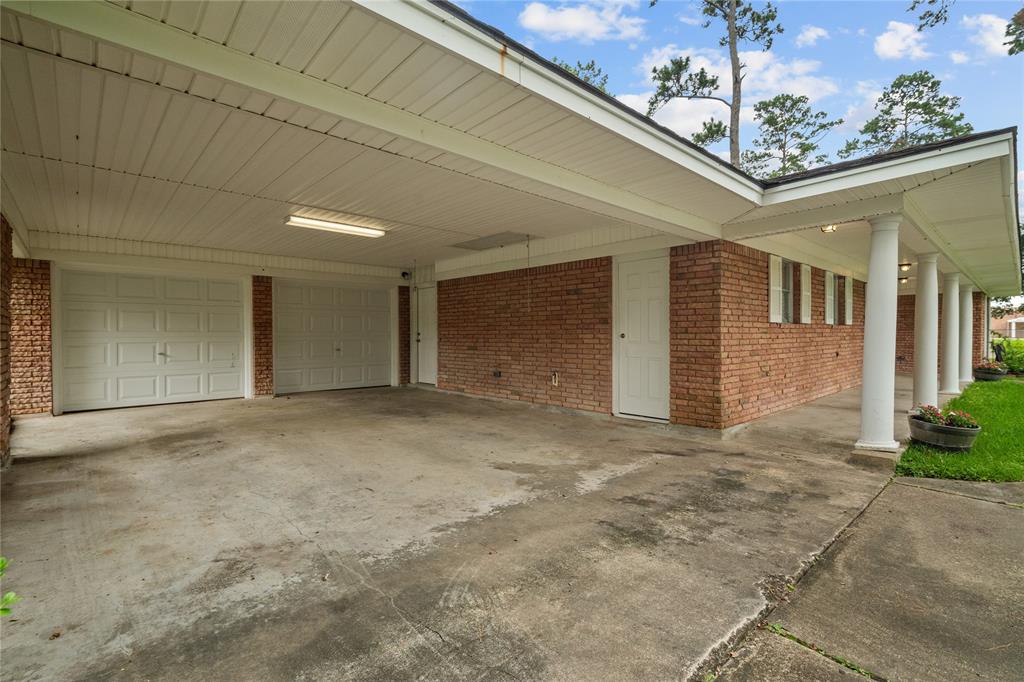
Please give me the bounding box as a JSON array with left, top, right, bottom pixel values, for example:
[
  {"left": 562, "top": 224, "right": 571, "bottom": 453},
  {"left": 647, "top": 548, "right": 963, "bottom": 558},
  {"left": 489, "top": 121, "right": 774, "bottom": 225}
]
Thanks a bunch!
[
  {"left": 908, "top": 415, "right": 980, "bottom": 451},
  {"left": 974, "top": 368, "right": 1007, "bottom": 382}
]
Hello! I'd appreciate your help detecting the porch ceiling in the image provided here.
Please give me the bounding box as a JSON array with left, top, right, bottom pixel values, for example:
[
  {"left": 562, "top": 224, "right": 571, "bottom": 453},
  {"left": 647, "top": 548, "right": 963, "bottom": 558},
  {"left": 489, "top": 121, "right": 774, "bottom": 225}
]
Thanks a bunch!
[
  {"left": 724, "top": 134, "right": 1021, "bottom": 297},
  {"left": 0, "top": 0, "right": 761, "bottom": 269}
]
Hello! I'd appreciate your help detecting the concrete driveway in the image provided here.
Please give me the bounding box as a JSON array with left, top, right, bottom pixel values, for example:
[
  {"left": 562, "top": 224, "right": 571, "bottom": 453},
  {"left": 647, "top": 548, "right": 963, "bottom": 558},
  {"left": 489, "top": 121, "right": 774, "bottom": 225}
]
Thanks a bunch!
[{"left": 1, "top": 387, "right": 889, "bottom": 681}]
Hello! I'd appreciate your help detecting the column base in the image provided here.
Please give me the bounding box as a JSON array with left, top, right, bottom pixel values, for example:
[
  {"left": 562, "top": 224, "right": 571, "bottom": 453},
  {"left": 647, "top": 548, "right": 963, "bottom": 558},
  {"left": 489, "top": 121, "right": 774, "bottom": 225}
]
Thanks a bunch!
[
  {"left": 938, "top": 390, "right": 960, "bottom": 406},
  {"left": 854, "top": 439, "right": 902, "bottom": 453}
]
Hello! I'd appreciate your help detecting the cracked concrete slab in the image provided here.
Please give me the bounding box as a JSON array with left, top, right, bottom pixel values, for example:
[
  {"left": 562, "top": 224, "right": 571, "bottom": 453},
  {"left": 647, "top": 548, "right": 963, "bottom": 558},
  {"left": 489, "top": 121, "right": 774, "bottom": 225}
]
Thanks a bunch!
[
  {"left": 717, "top": 628, "right": 859, "bottom": 680},
  {"left": 1, "top": 387, "right": 888, "bottom": 680},
  {"left": 765, "top": 482, "right": 1024, "bottom": 681},
  {"left": 895, "top": 476, "right": 1024, "bottom": 506}
]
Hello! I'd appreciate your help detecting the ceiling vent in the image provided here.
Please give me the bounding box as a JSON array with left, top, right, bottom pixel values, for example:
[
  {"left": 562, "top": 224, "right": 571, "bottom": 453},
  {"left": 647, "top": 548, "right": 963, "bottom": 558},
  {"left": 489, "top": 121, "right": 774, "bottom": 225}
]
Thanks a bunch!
[{"left": 451, "top": 231, "right": 531, "bottom": 251}]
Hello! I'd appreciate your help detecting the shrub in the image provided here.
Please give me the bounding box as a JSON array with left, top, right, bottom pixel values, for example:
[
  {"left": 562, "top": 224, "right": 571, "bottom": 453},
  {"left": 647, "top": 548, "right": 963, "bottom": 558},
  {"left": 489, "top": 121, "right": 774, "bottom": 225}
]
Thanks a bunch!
[{"left": 993, "top": 338, "right": 1024, "bottom": 374}]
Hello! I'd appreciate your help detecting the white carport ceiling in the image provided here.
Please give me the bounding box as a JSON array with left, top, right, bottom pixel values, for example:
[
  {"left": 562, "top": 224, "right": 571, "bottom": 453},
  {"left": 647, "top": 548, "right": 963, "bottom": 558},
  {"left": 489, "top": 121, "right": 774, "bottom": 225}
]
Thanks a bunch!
[{"left": 0, "top": 1, "right": 760, "bottom": 268}]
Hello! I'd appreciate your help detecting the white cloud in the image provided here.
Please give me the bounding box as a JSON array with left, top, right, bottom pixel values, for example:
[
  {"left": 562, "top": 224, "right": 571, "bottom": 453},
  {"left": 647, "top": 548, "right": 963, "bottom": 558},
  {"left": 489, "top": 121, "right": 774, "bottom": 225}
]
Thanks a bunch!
[
  {"left": 518, "top": 0, "right": 645, "bottom": 43},
  {"left": 837, "top": 80, "right": 882, "bottom": 132},
  {"left": 874, "top": 20, "right": 933, "bottom": 60},
  {"left": 949, "top": 50, "right": 970, "bottom": 64},
  {"left": 796, "top": 25, "right": 829, "bottom": 48},
  {"left": 637, "top": 44, "right": 838, "bottom": 102},
  {"left": 621, "top": 45, "right": 839, "bottom": 140},
  {"left": 962, "top": 14, "right": 1008, "bottom": 57},
  {"left": 678, "top": 14, "right": 702, "bottom": 27}
]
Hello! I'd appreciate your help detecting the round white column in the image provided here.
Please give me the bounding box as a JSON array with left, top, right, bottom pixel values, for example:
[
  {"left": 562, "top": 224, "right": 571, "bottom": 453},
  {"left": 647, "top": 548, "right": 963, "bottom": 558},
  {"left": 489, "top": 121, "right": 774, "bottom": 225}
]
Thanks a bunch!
[
  {"left": 959, "top": 283, "right": 974, "bottom": 384},
  {"left": 940, "top": 273, "right": 960, "bottom": 395},
  {"left": 913, "top": 253, "right": 939, "bottom": 408},
  {"left": 856, "top": 215, "right": 901, "bottom": 452}
]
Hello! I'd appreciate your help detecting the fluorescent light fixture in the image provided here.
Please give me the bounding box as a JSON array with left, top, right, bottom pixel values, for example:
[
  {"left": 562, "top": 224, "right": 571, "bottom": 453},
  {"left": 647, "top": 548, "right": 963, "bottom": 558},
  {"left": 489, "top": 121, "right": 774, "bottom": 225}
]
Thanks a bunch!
[
  {"left": 286, "top": 215, "right": 385, "bottom": 238},
  {"left": 820, "top": 224, "right": 837, "bottom": 233},
  {"left": 899, "top": 263, "right": 912, "bottom": 272}
]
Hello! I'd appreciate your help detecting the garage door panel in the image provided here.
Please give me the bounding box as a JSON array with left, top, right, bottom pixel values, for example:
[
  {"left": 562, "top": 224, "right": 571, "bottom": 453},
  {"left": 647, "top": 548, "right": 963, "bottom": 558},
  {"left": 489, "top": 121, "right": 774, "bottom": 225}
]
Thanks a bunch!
[
  {"left": 65, "top": 377, "right": 110, "bottom": 404},
  {"left": 64, "top": 304, "right": 111, "bottom": 332},
  {"left": 118, "top": 376, "right": 159, "bottom": 401},
  {"left": 207, "top": 341, "right": 238, "bottom": 363},
  {"left": 166, "top": 373, "right": 202, "bottom": 397},
  {"left": 167, "top": 342, "right": 203, "bottom": 364},
  {"left": 64, "top": 342, "right": 110, "bottom": 369},
  {"left": 117, "top": 342, "right": 159, "bottom": 366},
  {"left": 208, "top": 280, "right": 241, "bottom": 303},
  {"left": 166, "top": 309, "right": 202, "bottom": 332},
  {"left": 208, "top": 310, "right": 242, "bottom": 333},
  {"left": 209, "top": 372, "right": 241, "bottom": 394},
  {"left": 116, "top": 274, "right": 159, "bottom": 299},
  {"left": 165, "top": 277, "right": 204, "bottom": 301},
  {"left": 366, "top": 290, "right": 389, "bottom": 308},
  {"left": 274, "top": 280, "right": 391, "bottom": 394},
  {"left": 59, "top": 271, "right": 244, "bottom": 411},
  {"left": 308, "top": 311, "right": 335, "bottom": 333},
  {"left": 63, "top": 271, "right": 113, "bottom": 298},
  {"left": 118, "top": 307, "right": 160, "bottom": 332}
]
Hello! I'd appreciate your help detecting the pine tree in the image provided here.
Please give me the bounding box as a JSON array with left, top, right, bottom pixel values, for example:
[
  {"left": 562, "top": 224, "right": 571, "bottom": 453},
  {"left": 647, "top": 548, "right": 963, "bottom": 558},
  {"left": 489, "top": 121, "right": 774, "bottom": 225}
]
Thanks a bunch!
[{"left": 740, "top": 94, "right": 843, "bottom": 178}]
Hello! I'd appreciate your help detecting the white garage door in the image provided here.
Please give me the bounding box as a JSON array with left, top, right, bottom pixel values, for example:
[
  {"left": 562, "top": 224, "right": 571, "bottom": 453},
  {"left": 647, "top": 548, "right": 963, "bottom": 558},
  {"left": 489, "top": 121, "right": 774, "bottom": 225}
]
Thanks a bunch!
[
  {"left": 274, "top": 280, "right": 391, "bottom": 394},
  {"left": 59, "top": 270, "right": 245, "bottom": 412}
]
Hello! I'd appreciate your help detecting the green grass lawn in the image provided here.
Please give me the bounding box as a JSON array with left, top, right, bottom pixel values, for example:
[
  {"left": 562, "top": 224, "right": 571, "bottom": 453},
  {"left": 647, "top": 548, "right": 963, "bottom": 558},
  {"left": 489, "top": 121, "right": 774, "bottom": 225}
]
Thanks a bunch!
[{"left": 896, "top": 378, "right": 1024, "bottom": 482}]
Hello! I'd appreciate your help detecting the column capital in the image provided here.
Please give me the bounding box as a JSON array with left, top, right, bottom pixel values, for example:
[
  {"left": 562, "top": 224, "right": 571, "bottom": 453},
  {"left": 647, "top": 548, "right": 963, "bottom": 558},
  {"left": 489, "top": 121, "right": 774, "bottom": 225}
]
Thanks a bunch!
[
  {"left": 961, "top": 282, "right": 975, "bottom": 294},
  {"left": 916, "top": 252, "right": 939, "bottom": 264},
  {"left": 868, "top": 213, "right": 903, "bottom": 231},
  {"left": 943, "top": 271, "right": 961, "bottom": 284}
]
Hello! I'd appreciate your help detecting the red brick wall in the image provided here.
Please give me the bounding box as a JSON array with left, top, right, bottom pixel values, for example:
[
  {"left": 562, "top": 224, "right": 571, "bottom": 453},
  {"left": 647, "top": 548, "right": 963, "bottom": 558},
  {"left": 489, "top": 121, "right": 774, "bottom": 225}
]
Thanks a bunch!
[
  {"left": 717, "top": 242, "right": 865, "bottom": 428},
  {"left": 1, "top": 217, "right": 12, "bottom": 462},
  {"left": 895, "top": 291, "right": 987, "bottom": 374},
  {"left": 437, "top": 258, "right": 612, "bottom": 412},
  {"left": 398, "top": 286, "right": 410, "bottom": 384},
  {"left": 252, "top": 275, "right": 273, "bottom": 397},
  {"left": 10, "top": 259, "right": 52, "bottom": 415},
  {"left": 670, "top": 241, "right": 725, "bottom": 427}
]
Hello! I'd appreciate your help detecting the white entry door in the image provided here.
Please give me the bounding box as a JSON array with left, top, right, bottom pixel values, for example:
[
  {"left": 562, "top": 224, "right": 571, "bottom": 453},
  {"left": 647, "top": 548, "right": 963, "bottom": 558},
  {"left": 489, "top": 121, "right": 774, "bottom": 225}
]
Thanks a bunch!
[
  {"left": 416, "top": 286, "right": 438, "bottom": 385},
  {"left": 616, "top": 256, "right": 670, "bottom": 420},
  {"left": 59, "top": 270, "right": 245, "bottom": 412},
  {"left": 273, "top": 280, "right": 391, "bottom": 394}
]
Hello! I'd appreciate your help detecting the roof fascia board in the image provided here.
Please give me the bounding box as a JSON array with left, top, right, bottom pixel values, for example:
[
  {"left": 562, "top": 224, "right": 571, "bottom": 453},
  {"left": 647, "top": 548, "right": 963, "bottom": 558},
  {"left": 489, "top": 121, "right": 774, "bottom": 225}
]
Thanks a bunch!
[
  {"left": 762, "top": 135, "right": 1015, "bottom": 206},
  {"left": 723, "top": 194, "right": 903, "bottom": 240},
  {"left": 3, "top": 0, "right": 723, "bottom": 240},
  {"left": 1000, "top": 153, "right": 1023, "bottom": 293},
  {"left": 354, "top": 0, "right": 763, "bottom": 204}
]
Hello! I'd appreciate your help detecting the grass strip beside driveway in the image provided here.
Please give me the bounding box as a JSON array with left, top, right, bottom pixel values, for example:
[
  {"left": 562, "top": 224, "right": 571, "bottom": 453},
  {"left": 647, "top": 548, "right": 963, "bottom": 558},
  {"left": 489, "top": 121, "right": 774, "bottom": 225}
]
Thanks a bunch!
[{"left": 897, "top": 379, "right": 1024, "bottom": 482}]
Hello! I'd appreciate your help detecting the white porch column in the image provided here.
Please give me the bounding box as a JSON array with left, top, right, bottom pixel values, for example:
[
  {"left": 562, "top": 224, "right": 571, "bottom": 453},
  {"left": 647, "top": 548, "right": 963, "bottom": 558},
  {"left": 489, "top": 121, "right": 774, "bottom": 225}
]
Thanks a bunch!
[
  {"left": 940, "top": 273, "right": 960, "bottom": 395},
  {"left": 912, "top": 253, "right": 939, "bottom": 408},
  {"left": 856, "top": 215, "right": 901, "bottom": 452},
  {"left": 959, "top": 282, "right": 975, "bottom": 384}
]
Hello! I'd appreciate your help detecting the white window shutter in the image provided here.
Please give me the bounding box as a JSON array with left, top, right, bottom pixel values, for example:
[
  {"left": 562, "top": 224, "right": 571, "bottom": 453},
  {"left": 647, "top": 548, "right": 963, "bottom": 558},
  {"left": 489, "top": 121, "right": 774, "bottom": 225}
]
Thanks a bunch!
[
  {"left": 769, "top": 255, "right": 782, "bottom": 323},
  {"left": 825, "top": 271, "right": 835, "bottom": 324},
  {"left": 844, "top": 275, "right": 854, "bottom": 324},
  {"left": 800, "top": 264, "right": 812, "bottom": 323}
]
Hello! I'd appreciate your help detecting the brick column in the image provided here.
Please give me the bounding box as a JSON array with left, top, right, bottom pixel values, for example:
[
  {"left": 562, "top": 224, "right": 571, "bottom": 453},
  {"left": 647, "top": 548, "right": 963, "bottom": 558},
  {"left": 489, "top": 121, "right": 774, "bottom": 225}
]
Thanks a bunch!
[
  {"left": 11, "top": 259, "right": 52, "bottom": 415},
  {"left": 398, "top": 286, "right": 410, "bottom": 384},
  {"left": 252, "top": 276, "right": 273, "bottom": 397},
  {"left": 1, "top": 217, "right": 12, "bottom": 465}
]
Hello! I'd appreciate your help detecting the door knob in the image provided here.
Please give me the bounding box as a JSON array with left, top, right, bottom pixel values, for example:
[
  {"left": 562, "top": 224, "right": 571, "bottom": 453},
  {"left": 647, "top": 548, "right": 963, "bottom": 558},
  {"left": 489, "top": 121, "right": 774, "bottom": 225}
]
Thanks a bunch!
[{"left": 619, "top": 333, "right": 625, "bottom": 339}]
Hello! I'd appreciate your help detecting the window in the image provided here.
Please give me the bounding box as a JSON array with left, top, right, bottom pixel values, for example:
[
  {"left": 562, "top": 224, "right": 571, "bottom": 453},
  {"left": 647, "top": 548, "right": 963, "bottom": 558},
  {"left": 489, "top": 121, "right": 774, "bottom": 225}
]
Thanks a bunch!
[
  {"left": 769, "top": 255, "right": 795, "bottom": 323},
  {"left": 800, "top": 264, "right": 812, "bottom": 323},
  {"left": 844, "top": 275, "right": 854, "bottom": 324},
  {"left": 825, "top": 271, "right": 836, "bottom": 324}
]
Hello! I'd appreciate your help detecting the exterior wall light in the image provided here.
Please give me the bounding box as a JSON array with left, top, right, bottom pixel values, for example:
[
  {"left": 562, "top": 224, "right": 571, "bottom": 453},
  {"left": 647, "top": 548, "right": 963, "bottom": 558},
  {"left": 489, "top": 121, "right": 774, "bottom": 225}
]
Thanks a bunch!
[{"left": 821, "top": 224, "right": 837, "bottom": 233}]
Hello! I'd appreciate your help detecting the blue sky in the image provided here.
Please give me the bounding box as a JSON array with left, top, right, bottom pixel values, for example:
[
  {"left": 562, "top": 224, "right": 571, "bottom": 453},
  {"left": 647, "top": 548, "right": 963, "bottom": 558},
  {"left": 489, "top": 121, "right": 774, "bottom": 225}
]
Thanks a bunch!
[{"left": 459, "top": 0, "right": 1024, "bottom": 163}]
